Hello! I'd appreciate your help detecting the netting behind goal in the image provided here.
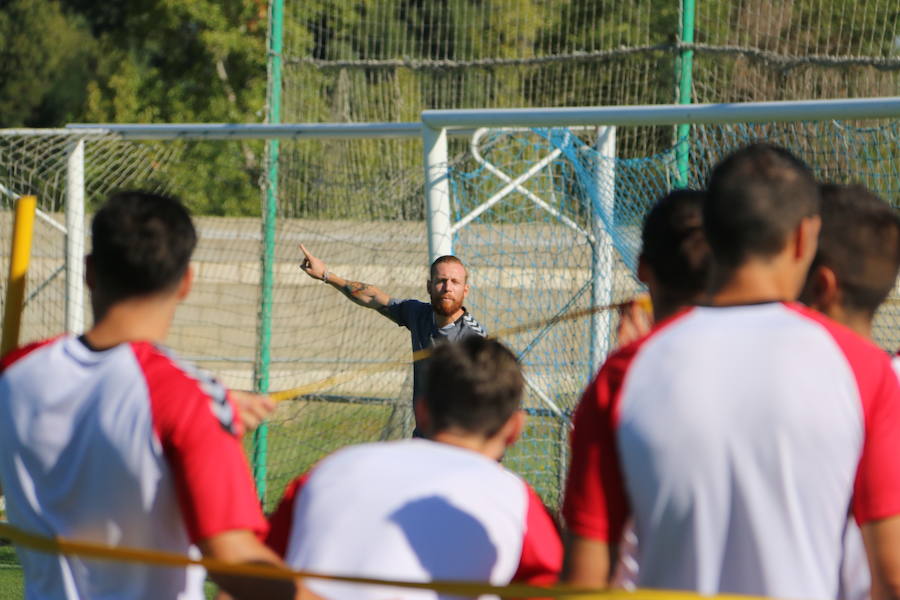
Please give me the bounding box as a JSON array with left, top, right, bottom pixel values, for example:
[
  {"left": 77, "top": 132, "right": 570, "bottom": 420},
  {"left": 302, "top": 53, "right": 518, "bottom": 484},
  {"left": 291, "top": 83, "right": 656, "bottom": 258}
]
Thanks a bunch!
[{"left": 3, "top": 117, "right": 900, "bottom": 512}]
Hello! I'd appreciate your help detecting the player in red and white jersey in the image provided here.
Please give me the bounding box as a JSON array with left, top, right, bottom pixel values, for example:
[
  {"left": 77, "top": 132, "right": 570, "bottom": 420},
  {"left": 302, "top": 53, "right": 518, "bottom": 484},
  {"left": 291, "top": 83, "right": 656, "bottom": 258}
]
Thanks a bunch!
[
  {"left": 798, "top": 183, "right": 900, "bottom": 600},
  {"left": 563, "top": 145, "right": 900, "bottom": 599},
  {"left": 599, "top": 188, "right": 711, "bottom": 590},
  {"left": 0, "top": 192, "right": 303, "bottom": 600},
  {"left": 266, "top": 336, "right": 562, "bottom": 599}
]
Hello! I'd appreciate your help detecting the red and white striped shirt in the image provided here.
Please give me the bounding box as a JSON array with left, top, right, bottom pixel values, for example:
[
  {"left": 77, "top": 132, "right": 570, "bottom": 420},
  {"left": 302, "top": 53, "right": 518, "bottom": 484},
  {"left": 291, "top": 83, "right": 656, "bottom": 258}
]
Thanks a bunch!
[{"left": 0, "top": 336, "right": 267, "bottom": 600}]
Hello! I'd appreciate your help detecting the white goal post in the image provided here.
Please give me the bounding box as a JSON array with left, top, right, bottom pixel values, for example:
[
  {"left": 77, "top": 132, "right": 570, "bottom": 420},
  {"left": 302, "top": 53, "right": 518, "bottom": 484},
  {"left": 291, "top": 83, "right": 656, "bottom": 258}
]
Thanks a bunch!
[
  {"left": 3, "top": 95, "right": 899, "bottom": 506},
  {"left": 58, "top": 95, "right": 900, "bottom": 378}
]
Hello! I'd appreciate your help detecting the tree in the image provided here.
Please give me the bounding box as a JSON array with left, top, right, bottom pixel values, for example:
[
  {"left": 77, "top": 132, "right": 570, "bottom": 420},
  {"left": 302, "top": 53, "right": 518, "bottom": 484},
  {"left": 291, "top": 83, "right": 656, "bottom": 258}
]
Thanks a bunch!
[{"left": 0, "top": 0, "right": 96, "bottom": 127}]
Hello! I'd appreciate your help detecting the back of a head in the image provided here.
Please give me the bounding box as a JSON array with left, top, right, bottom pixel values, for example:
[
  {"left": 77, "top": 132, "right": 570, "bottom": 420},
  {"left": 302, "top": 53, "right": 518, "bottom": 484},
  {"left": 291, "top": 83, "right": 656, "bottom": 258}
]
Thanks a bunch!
[
  {"left": 705, "top": 143, "right": 819, "bottom": 267},
  {"left": 641, "top": 189, "right": 710, "bottom": 300},
  {"left": 425, "top": 337, "right": 523, "bottom": 438},
  {"left": 810, "top": 183, "right": 900, "bottom": 317},
  {"left": 91, "top": 191, "right": 197, "bottom": 302}
]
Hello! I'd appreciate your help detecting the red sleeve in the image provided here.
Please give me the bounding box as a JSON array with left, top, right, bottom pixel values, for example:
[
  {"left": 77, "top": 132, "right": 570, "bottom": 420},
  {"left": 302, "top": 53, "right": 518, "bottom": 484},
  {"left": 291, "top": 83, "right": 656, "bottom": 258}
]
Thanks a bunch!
[
  {"left": 853, "top": 358, "right": 900, "bottom": 523},
  {"left": 135, "top": 343, "right": 267, "bottom": 544},
  {"left": 513, "top": 484, "right": 563, "bottom": 585},
  {"left": 0, "top": 336, "right": 60, "bottom": 373},
  {"left": 562, "top": 346, "right": 635, "bottom": 543},
  {"left": 265, "top": 472, "right": 311, "bottom": 557},
  {"left": 786, "top": 304, "right": 900, "bottom": 524}
]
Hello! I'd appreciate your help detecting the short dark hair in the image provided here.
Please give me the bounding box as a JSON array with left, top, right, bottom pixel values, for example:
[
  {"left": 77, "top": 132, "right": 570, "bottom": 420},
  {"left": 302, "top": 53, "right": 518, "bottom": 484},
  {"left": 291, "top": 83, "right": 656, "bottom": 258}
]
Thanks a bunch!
[
  {"left": 705, "top": 144, "right": 820, "bottom": 267},
  {"left": 425, "top": 337, "right": 523, "bottom": 437},
  {"left": 90, "top": 191, "right": 197, "bottom": 301},
  {"left": 808, "top": 183, "right": 900, "bottom": 317},
  {"left": 430, "top": 255, "right": 467, "bottom": 281},
  {"left": 641, "top": 189, "right": 710, "bottom": 298}
]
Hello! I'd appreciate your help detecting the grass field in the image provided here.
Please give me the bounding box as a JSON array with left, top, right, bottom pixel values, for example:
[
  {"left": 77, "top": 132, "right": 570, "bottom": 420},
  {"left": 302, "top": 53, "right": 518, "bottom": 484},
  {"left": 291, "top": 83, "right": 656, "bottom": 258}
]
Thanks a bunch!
[
  {"left": 0, "top": 546, "right": 219, "bottom": 599},
  {"left": 0, "top": 545, "right": 24, "bottom": 597}
]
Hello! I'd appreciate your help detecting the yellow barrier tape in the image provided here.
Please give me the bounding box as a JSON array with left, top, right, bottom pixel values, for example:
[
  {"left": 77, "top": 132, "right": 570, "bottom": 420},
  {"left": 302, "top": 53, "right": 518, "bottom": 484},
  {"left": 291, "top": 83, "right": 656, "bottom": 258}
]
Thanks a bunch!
[
  {"left": 271, "top": 296, "right": 652, "bottom": 403},
  {"left": 0, "top": 521, "right": 765, "bottom": 600}
]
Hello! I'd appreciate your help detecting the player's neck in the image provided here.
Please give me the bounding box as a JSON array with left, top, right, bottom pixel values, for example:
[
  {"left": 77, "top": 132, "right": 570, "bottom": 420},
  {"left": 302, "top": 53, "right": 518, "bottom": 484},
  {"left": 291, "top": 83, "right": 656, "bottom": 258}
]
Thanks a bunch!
[
  {"left": 840, "top": 313, "right": 873, "bottom": 340},
  {"left": 85, "top": 295, "right": 178, "bottom": 349},
  {"left": 433, "top": 307, "right": 464, "bottom": 328},
  {"left": 820, "top": 304, "right": 873, "bottom": 340},
  {"left": 652, "top": 292, "right": 699, "bottom": 322},
  {"left": 431, "top": 430, "right": 505, "bottom": 461},
  {"left": 707, "top": 258, "right": 804, "bottom": 306}
]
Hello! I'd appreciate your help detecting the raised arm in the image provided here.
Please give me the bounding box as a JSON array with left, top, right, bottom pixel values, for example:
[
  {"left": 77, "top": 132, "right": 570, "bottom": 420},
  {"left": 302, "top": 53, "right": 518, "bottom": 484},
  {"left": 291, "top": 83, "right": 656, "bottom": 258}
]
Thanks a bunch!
[{"left": 299, "top": 244, "right": 392, "bottom": 315}]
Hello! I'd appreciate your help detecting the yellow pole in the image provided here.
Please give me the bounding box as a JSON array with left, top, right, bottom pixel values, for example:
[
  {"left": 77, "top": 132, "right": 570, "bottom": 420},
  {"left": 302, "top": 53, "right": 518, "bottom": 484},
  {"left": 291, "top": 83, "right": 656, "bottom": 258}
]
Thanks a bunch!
[{"left": 2, "top": 195, "right": 37, "bottom": 356}]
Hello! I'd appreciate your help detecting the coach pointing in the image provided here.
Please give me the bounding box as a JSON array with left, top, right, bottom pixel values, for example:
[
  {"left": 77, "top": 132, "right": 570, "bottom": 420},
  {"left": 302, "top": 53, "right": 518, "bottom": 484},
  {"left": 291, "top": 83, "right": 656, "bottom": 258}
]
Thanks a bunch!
[{"left": 298, "top": 244, "right": 486, "bottom": 434}]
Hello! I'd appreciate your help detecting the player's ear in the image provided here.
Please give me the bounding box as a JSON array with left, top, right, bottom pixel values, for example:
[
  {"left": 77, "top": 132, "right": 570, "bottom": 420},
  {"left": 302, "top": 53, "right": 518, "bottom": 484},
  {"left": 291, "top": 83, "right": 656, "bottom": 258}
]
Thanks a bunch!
[
  {"left": 816, "top": 265, "right": 839, "bottom": 308},
  {"left": 426, "top": 279, "right": 433, "bottom": 296},
  {"left": 176, "top": 265, "right": 194, "bottom": 301},
  {"left": 502, "top": 409, "right": 526, "bottom": 448},
  {"left": 800, "top": 264, "right": 837, "bottom": 311}
]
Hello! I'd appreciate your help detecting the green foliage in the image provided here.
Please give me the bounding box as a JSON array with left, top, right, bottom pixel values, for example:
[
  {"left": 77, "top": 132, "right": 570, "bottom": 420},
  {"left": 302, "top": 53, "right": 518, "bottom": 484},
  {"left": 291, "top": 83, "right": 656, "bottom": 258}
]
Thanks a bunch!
[
  {"left": 2, "top": 0, "right": 898, "bottom": 216},
  {"left": 0, "top": 0, "right": 96, "bottom": 126},
  {"left": 1, "top": 0, "right": 267, "bottom": 215}
]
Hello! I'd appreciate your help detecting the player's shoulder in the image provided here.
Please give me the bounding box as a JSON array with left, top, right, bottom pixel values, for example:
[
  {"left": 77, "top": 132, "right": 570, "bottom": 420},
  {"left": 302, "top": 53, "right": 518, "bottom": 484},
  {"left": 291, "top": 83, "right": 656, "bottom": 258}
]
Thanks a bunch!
[
  {"left": 784, "top": 302, "right": 890, "bottom": 361},
  {"left": 129, "top": 342, "right": 236, "bottom": 435},
  {"left": 390, "top": 297, "right": 429, "bottom": 310},
  {"left": 0, "top": 335, "right": 64, "bottom": 374},
  {"left": 460, "top": 310, "right": 486, "bottom": 336},
  {"left": 604, "top": 307, "right": 697, "bottom": 375},
  {"left": 388, "top": 298, "right": 431, "bottom": 321},
  {"left": 579, "top": 307, "right": 697, "bottom": 415}
]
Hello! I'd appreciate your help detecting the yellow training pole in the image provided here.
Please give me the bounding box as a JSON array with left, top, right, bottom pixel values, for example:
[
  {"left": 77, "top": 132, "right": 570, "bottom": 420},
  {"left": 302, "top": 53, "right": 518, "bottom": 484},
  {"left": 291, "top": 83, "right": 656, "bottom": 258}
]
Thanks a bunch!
[{"left": 2, "top": 195, "right": 37, "bottom": 356}]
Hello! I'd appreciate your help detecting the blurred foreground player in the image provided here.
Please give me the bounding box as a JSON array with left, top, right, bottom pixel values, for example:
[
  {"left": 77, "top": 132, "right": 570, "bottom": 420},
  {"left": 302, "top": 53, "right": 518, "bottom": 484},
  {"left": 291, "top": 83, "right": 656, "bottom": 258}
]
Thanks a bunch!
[
  {"left": 799, "top": 183, "right": 900, "bottom": 600},
  {"left": 0, "top": 192, "right": 304, "bottom": 600},
  {"left": 562, "top": 144, "right": 900, "bottom": 599},
  {"left": 614, "top": 189, "right": 709, "bottom": 346},
  {"left": 577, "top": 188, "right": 711, "bottom": 589},
  {"left": 266, "top": 336, "right": 562, "bottom": 600}
]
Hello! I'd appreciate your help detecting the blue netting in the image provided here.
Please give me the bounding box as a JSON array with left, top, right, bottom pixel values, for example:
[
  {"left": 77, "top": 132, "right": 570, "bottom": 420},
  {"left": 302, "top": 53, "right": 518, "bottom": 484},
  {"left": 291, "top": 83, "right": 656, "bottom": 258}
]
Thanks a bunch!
[{"left": 449, "top": 120, "right": 900, "bottom": 504}]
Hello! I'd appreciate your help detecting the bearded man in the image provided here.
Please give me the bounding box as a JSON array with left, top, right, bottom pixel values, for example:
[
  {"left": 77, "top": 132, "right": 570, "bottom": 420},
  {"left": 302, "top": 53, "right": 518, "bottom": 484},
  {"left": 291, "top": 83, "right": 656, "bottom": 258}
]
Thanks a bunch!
[{"left": 299, "top": 245, "right": 485, "bottom": 435}]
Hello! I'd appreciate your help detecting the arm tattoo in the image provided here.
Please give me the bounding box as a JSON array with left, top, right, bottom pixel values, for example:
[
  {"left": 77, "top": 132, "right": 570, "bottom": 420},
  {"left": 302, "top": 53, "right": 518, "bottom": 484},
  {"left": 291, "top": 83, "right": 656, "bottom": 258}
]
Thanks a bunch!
[
  {"left": 343, "top": 281, "right": 368, "bottom": 295},
  {"left": 340, "top": 280, "right": 387, "bottom": 310}
]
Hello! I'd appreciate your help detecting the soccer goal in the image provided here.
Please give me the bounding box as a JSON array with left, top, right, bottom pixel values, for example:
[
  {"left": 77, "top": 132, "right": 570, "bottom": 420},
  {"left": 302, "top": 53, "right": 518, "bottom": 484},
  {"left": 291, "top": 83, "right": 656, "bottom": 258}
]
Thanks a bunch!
[{"left": 3, "top": 96, "right": 900, "bottom": 509}]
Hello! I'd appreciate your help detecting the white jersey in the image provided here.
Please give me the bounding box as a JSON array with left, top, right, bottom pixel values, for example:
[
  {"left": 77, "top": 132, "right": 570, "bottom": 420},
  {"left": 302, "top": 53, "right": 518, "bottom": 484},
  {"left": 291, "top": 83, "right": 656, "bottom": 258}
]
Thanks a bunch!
[
  {"left": 270, "top": 439, "right": 561, "bottom": 600},
  {"left": 564, "top": 303, "right": 900, "bottom": 599},
  {"left": 0, "top": 336, "right": 266, "bottom": 600}
]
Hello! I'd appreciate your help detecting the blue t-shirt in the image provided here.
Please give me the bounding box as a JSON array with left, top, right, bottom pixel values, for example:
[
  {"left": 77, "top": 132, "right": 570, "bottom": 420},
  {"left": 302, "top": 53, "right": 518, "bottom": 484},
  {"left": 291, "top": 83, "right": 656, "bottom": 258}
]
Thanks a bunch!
[{"left": 385, "top": 299, "right": 486, "bottom": 403}]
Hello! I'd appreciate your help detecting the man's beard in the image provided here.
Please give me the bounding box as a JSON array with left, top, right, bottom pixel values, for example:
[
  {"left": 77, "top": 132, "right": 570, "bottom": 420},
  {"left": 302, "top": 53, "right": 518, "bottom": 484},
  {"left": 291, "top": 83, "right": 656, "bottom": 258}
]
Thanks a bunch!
[{"left": 431, "top": 294, "right": 463, "bottom": 317}]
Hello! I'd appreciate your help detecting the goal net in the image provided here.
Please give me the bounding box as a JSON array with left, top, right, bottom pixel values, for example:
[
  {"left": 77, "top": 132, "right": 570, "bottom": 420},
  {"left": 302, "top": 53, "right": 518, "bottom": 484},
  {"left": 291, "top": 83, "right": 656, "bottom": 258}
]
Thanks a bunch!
[{"left": 3, "top": 109, "right": 900, "bottom": 510}]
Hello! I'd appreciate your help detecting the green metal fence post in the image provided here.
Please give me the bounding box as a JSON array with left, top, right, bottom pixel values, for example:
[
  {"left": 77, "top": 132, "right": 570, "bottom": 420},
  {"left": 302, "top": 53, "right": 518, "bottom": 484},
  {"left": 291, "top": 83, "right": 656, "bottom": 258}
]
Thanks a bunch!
[
  {"left": 254, "top": 0, "right": 284, "bottom": 504},
  {"left": 676, "top": 0, "right": 696, "bottom": 187}
]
